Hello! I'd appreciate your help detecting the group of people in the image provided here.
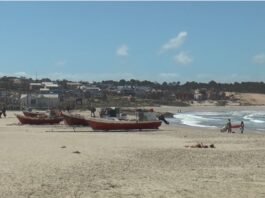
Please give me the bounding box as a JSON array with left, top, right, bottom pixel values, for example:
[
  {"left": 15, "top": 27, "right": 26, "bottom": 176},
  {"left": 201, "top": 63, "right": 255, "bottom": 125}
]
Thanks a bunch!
[{"left": 226, "top": 119, "right": 244, "bottom": 133}]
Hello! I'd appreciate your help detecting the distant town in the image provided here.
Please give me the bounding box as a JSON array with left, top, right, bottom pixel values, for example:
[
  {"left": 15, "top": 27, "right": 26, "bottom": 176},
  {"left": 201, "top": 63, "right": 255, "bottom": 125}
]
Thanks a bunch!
[{"left": 1, "top": 76, "right": 265, "bottom": 110}]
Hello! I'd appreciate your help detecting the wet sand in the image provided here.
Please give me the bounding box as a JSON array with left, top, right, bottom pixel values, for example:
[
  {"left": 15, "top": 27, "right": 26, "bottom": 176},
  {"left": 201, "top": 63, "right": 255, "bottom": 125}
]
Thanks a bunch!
[{"left": 0, "top": 109, "right": 265, "bottom": 198}]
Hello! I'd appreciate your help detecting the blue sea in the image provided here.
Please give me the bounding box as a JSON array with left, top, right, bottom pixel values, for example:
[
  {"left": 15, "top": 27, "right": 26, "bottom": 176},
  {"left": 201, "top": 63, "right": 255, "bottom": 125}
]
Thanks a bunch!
[{"left": 171, "top": 111, "right": 265, "bottom": 132}]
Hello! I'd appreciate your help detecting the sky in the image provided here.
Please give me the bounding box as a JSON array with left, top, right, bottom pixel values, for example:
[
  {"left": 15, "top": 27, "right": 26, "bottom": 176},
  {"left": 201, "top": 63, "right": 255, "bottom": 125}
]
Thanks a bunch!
[{"left": 0, "top": 1, "right": 265, "bottom": 83}]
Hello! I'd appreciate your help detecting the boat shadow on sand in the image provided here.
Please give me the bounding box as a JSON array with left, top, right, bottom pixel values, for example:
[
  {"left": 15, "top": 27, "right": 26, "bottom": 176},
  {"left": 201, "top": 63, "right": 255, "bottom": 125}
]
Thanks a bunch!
[{"left": 45, "top": 128, "right": 160, "bottom": 133}]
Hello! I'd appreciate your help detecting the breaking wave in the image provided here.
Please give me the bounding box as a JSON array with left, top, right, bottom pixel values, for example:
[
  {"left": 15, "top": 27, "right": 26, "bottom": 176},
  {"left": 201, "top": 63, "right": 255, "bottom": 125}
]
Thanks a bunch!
[{"left": 173, "top": 111, "right": 265, "bottom": 131}]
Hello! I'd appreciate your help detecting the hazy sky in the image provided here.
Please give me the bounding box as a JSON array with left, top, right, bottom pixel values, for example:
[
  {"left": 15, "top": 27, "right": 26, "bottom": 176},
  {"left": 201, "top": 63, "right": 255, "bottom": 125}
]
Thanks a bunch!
[{"left": 0, "top": 2, "right": 265, "bottom": 83}]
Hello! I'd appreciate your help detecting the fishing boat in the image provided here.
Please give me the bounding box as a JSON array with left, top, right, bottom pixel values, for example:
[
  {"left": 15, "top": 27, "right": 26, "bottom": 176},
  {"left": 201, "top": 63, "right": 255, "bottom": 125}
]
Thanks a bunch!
[
  {"left": 100, "top": 107, "right": 123, "bottom": 119},
  {"left": 23, "top": 111, "right": 48, "bottom": 118},
  {"left": 61, "top": 112, "right": 90, "bottom": 126},
  {"left": 88, "top": 118, "right": 162, "bottom": 131},
  {"left": 89, "top": 109, "right": 162, "bottom": 131},
  {"left": 16, "top": 114, "right": 63, "bottom": 125}
]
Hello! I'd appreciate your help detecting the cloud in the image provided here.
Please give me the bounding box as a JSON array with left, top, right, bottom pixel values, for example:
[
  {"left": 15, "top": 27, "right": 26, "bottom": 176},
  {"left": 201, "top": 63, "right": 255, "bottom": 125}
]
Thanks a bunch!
[
  {"left": 159, "top": 73, "right": 179, "bottom": 78},
  {"left": 161, "top": 31, "right": 187, "bottom": 52},
  {"left": 45, "top": 72, "right": 135, "bottom": 81},
  {"left": 116, "top": 45, "right": 128, "bottom": 56},
  {"left": 0, "top": 71, "right": 33, "bottom": 78},
  {"left": 14, "top": 72, "right": 31, "bottom": 77},
  {"left": 55, "top": 60, "right": 67, "bottom": 67},
  {"left": 253, "top": 53, "right": 265, "bottom": 64},
  {"left": 0, "top": 71, "right": 135, "bottom": 81},
  {"left": 195, "top": 73, "right": 254, "bottom": 83},
  {"left": 196, "top": 73, "right": 213, "bottom": 80},
  {"left": 174, "top": 52, "right": 193, "bottom": 65}
]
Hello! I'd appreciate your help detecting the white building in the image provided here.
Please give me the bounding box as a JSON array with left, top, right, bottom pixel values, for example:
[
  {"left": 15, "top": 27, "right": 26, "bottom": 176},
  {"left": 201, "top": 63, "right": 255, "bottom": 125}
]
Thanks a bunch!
[
  {"left": 80, "top": 86, "right": 102, "bottom": 97},
  {"left": 66, "top": 82, "right": 81, "bottom": 89},
  {"left": 20, "top": 94, "right": 59, "bottom": 109},
  {"left": 29, "top": 83, "right": 42, "bottom": 91},
  {"left": 29, "top": 82, "right": 59, "bottom": 93}
]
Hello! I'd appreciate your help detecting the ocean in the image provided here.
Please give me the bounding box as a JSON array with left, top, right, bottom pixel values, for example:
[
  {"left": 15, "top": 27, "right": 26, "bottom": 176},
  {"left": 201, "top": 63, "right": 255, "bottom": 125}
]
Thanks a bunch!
[{"left": 171, "top": 110, "right": 265, "bottom": 132}]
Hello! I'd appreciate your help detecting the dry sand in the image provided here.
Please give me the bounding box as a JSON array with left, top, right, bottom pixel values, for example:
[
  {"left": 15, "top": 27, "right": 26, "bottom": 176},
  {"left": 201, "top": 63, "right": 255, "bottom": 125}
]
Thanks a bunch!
[{"left": 1, "top": 108, "right": 265, "bottom": 198}]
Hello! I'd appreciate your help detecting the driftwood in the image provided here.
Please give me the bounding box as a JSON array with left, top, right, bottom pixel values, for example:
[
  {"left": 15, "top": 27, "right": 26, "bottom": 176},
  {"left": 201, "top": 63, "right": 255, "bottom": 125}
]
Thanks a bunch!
[{"left": 185, "top": 143, "right": 215, "bottom": 148}]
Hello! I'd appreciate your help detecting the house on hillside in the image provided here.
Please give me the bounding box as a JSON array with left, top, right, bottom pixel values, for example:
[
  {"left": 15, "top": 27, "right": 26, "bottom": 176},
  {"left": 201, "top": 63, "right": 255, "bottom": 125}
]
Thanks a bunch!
[
  {"left": 66, "top": 82, "right": 81, "bottom": 89},
  {"left": 29, "top": 83, "right": 42, "bottom": 92},
  {"left": 42, "top": 82, "right": 59, "bottom": 92},
  {"left": 12, "top": 78, "right": 22, "bottom": 85},
  {"left": 194, "top": 89, "right": 207, "bottom": 101},
  {"left": 29, "top": 82, "right": 60, "bottom": 94},
  {"left": 176, "top": 91, "right": 194, "bottom": 101},
  {"left": 117, "top": 86, "right": 135, "bottom": 96},
  {"left": 207, "top": 90, "right": 226, "bottom": 100},
  {"left": 134, "top": 86, "right": 151, "bottom": 97},
  {"left": 80, "top": 86, "right": 102, "bottom": 97}
]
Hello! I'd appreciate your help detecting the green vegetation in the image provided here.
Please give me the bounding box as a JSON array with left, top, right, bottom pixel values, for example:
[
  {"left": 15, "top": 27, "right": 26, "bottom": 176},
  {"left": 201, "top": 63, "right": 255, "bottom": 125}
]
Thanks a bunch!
[{"left": 216, "top": 100, "right": 228, "bottom": 106}]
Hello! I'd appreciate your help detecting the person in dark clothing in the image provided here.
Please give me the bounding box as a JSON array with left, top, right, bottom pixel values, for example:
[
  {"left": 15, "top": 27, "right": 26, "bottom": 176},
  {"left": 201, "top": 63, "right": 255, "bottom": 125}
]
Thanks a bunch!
[
  {"left": 2, "top": 106, "right": 6, "bottom": 118},
  {"left": 158, "top": 114, "right": 169, "bottom": 125},
  {"left": 227, "top": 119, "right": 232, "bottom": 133},
  {"left": 90, "top": 106, "right": 96, "bottom": 117},
  {"left": 240, "top": 121, "right": 244, "bottom": 134}
]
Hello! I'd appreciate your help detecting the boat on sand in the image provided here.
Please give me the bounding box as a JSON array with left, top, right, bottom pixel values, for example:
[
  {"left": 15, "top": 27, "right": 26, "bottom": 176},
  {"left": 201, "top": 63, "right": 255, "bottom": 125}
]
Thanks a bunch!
[
  {"left": 89, "top": 109, "right": 162, "bottom": 131},
  {"left": 88, "top": 118, "right": 162, "bottom": 131},
  {"left": 61, "top": 112, "right": 90, "bottom": 126},
  {"left": 16, "top": 114, "right": 63, "bottom": 125},
  {"left": 23, "top": 111, "right": 48, "bottom": 118}
]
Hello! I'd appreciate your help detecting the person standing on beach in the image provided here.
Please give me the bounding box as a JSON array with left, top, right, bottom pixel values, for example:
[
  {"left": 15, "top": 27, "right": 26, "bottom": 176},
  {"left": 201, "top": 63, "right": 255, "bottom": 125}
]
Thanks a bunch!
[
  {"left": 240, "top": 121, "right": 244, "bottom": 134},
  {"left": 89, "top": 105, "right": 96, "bottom": 117},
  {"left": 2, "top": 106, "right": 6, "bottom": 118},
  {"left": 227, "top": 119, "right": 232, "bottom": 133}
]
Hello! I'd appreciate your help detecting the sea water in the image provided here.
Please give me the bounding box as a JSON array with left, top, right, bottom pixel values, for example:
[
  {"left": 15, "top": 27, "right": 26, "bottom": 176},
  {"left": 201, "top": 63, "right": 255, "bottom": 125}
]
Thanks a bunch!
[{"left": 171, "top": 111, "right": 265, "bottom": 131}]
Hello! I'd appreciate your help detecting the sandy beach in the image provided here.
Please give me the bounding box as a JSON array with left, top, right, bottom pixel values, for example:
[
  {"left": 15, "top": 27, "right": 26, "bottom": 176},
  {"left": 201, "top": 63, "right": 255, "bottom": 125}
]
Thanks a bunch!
[{"left": 1, "top": 107, "right": 265, "bottom": 198}]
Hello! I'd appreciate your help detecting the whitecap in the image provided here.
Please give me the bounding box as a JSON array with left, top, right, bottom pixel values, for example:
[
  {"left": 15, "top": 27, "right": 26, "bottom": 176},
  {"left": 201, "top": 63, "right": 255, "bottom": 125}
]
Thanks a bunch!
[
  {"left": 243, "top": 114, "right": 265, "bottom": 123},
  {"left": 174, "top": 113, "right": 218, "bottom": 128},
  {"left": 173, "top": 110, "right": 265, "bottom": 130}
]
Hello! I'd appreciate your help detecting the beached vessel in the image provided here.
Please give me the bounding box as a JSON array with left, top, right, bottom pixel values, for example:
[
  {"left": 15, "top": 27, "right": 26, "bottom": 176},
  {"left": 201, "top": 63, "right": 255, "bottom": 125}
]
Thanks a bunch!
[
  {"left": 88, "top": 118, "right": 162, "bottom": 131},
  {"left": 99, "top": 107, "right": 128, "bottom": 120},
  {"left": 23, "top": 111, "right": 48, "bottom": 118},
  {"left": 90, "top": 108, "right": 162, "bottom": 131},
  {"left": 16, "top": 114, "right": 63, "bottom": 125},
  {"left": 61, "top": 112, "right": 90, "bottom": 126}
]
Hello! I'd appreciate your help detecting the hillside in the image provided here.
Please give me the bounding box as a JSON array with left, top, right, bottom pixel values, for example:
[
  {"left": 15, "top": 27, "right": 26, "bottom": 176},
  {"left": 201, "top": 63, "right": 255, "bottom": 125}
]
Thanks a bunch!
[{"left": 234, "top": 93, "right": 265, "bottom": 105}]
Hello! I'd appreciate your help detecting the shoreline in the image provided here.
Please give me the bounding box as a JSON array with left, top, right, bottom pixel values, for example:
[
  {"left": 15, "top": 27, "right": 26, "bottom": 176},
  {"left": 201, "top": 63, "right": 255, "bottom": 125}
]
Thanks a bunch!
[{"left": 151, "top": 104, "right": 265, "bottom": 113}]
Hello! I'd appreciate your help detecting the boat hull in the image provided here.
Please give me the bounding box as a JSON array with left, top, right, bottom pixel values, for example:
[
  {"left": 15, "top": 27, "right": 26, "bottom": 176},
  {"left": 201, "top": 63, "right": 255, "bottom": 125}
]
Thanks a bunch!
[
  {"left": 88, "top": 118, "right": 162, "bottom": 131},
  {"left": 232, "top": 124, "right": 241, "bottom": 128},
  {"left": 62, "top": 112, "right": 90, "bottom": 126},
  {"left": 23, "top": 111, "right": 47, "bottom": 118},
  {"left": 16, "top": 114, "right": 63, "bottom": 125}
]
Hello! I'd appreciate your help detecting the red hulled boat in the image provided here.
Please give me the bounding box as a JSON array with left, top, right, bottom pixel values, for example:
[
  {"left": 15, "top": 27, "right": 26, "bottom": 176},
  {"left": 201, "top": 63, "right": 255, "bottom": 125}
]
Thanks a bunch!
[
  {"left": 23, "top": 111, "right": 48, "bottom": 118},
  {"left": 62, "top": 112, "right": 90, "bottom": 126},
  {"left": 88, "top": 118, "right": 162, "bottom": 131},
  {"left": 16, "top": 114, "right": 63, "bottom": 125}
]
